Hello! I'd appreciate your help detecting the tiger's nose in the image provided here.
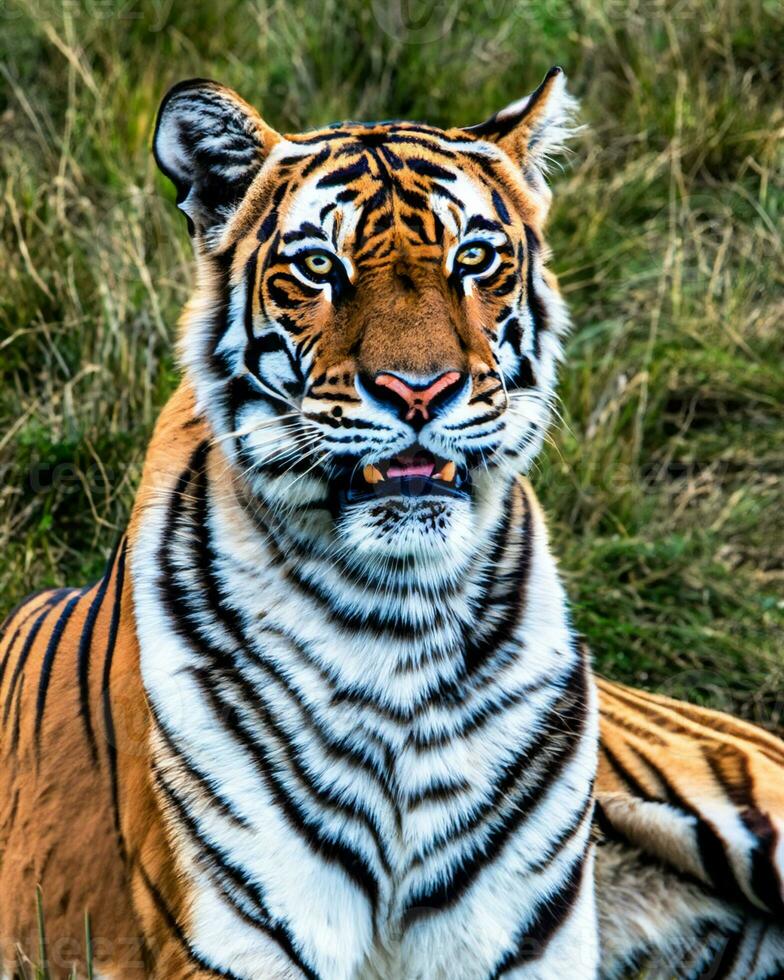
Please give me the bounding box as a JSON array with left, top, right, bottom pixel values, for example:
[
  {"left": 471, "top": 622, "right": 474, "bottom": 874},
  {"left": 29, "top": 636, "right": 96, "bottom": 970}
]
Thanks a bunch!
[{"left": 364, "top": 370, "right": 467, "bottom": 427}]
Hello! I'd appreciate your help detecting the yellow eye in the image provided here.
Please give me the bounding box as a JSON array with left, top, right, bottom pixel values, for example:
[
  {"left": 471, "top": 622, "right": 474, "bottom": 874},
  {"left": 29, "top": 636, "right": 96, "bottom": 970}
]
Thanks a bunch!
[
  {"left": 301, "top": 252, "right": 334, "bottom": 277},
  {"left": 455, "top": 242, "right": 492, "bottom": 271}
]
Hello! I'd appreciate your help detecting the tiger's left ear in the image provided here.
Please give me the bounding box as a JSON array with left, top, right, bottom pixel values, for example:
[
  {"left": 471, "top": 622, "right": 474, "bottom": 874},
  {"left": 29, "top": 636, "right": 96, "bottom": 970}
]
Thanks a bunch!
[
  {"left": 153, "top": 78, "right": 281, "bottom": 243},
  {"left": 465, "top": 67, "right": 578, "bottom": 208}
]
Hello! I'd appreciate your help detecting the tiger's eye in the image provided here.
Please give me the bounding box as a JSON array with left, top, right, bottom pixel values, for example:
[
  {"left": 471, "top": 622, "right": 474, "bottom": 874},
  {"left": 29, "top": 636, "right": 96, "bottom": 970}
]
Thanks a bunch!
[
  {"left": 456, "top": 243, "right": 490, "bottom": 268},
  {"left": 302, "top": 252, "right": 334, "bottom": 276}
]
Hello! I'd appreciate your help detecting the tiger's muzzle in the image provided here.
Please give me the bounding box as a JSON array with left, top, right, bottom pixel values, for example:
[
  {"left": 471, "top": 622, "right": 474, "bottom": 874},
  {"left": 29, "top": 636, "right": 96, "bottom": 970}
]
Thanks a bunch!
[{"left": 336, "top": 445, "right": 471, "bottom": 508}]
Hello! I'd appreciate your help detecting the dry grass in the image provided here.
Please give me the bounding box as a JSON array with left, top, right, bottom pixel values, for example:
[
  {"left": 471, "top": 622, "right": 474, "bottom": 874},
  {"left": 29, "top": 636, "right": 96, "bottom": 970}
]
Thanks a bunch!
[{"left": 1, "top": 0, "right": 782, "bottom": 728}]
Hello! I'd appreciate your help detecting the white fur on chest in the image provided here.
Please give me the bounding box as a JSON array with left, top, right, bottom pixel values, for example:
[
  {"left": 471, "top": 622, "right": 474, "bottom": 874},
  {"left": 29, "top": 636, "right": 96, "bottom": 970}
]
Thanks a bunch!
[{"left": 131, "top": 477, "right": 598, "bottom": 979}]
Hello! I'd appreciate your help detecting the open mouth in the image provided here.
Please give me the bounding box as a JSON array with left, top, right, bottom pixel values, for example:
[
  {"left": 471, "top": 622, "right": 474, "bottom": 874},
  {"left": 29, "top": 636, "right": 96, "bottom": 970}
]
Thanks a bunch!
[{"left": 337, "top": 446, "right": 471, "bottom": 505}]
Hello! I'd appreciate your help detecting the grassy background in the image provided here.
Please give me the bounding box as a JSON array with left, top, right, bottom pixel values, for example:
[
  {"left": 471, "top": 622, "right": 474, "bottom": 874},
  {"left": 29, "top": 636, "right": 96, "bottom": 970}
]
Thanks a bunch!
[{"left": 1, "top": 0, "right": 782, "bottom": 728}]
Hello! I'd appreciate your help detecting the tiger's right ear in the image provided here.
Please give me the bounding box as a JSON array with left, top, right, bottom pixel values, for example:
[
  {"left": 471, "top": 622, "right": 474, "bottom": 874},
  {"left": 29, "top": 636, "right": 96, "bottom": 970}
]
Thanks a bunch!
[
  {"left": 464, "top": 67, "right": 578, "bottom": 219},
  {"left": 153, "top": 78, "right": 281, "bottom": 242}
]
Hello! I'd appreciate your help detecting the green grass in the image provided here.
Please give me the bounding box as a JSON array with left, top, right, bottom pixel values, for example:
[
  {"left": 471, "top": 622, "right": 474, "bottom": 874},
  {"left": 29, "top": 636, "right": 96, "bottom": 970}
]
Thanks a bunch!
[
  {"left": 10, "top": 888, "right": 93, "bottom": 979},
  {"left": 1, "top": 0, "right": 782, "bottom": 728}
]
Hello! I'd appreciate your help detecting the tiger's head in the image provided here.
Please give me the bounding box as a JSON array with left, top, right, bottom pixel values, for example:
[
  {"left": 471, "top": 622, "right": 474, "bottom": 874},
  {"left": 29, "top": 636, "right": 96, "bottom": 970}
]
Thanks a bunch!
[{"left": 154, "top": 70, "right": 575, "bottom": 568}]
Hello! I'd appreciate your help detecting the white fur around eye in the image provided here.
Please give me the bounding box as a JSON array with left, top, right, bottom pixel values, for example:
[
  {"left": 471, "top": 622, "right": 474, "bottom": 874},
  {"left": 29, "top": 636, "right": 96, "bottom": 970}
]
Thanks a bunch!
[{"left": 288, "top": 262, "right": 333, "bottom": 297}]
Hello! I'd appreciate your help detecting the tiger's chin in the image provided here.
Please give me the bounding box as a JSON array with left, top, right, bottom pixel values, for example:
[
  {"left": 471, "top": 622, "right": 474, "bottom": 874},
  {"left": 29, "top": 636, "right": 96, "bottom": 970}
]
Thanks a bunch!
[{"left": 335, "top": 492, "right": 476, "bottom": 570}]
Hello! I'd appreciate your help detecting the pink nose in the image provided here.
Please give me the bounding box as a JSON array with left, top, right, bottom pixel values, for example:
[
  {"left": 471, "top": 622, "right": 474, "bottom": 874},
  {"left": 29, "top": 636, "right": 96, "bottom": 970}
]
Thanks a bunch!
[{"left": 374, "top": 371, "right": 463, "bottom": 422}]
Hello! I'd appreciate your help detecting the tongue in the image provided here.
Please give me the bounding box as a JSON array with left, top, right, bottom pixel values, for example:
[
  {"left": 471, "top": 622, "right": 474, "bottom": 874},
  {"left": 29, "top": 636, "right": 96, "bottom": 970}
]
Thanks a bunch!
[{"left": 386, "top": 458, "right": 435, "bottom": 479}]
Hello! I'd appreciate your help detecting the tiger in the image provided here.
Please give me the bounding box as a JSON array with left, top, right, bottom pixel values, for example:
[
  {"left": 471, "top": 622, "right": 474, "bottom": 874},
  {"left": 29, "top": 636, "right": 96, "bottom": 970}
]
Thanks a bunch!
[{"left": 1, "top": 68, "right": 782, "bottom": 980}]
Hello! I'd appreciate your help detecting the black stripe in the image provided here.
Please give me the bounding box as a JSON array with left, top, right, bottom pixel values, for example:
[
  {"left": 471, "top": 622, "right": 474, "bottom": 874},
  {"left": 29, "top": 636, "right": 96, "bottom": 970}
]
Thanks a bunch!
[
  {"left": 402, "top": 777, "right": 473, "bottom": 810},
  {"left": 491, "top": 856, "right": 587, "bottom": 975},
  {"left": 0, "top": 590, "right": 68, "bottom": 691},
  {"left": 101, "top": 538, "right": 128, "bottom": 854},
  {"left": 465, "top": 214, "right": 503, "bottom": 235},
  {"left": 34, "top": 591, "right": 82, "bottom": 749},
  {"left": 600, "top": 705, "right": 667, "bottom": 746},
  {"left": 78, "top": 542, "right": 126, "bottom": 762},
  {"left": 386, "top": 133, "right": 458, "bottom": 152},
  {"left": 316, "top": 158, "right": 370, "bottom": 187},
  {"left": 3, "top": 592, "right": 73, "bottom": 725},
  {"left": 410, "top": 674, "right": 552, "bottom": 751},
  {"left": 151, "top": 704, "right": 254, "bottom": 832},
  {"left": 399, "top": 210, "right": 429, "bottom": 241},
  {"left": 628, "top": 744, "right": 750, "bottom": 908},
  {"left": 405, "top": 656, "right": 589, "bottom": 913},
  {"left": 378, "top": 145, "right": 404, "bottom": 170},
  {"left": 492, "top": 272, "right": 518, "bottom": 298},
  {"left": 354, "top": 187, "right": 390, "bottom": 246},
  {"left": 740, "top": 808, "right": 784, "bottom": 917},
  {"left": 300, "top": 145, "right": 331, "bottom": 177},
  {"left": 524, "top": 225, "right": 547, "bottom": 358},
  {"left": 153, "top": 768, "right": 320, "bottom": 979},
  {"left": 293, "top": 129, "right": 359, "bottom": 144},
  {"left": 135, "top": 862, "right": 240, "bottom": 979},
  {"left": 9, "top": 675, "right": 25, "bottom": 752},
  {"left": 392, "top": 181, "right": 428, "bottom": 211},
  {"left": 256, "top": 184, "right": 288, "bottom": 244},
  {"left": 463, "top": 485, "right": 531, "bottom": 674},
  {"left": 708, "top": 927, "right": 746, "bottom": 980},
  {"left": 429, "top": 182, "right": 464, "bottom": 210},
  {"left": 527, "top": 792, "right": 594, "bottom": 873},
  {"left": 492, "top": 188, "right": 511, "bottom": 224},
  {"left": 403, "top": 157, "right": 456, "bottom": 182},
  {"left": 599, "top": 743, "right": 658, "bottom": 801}
]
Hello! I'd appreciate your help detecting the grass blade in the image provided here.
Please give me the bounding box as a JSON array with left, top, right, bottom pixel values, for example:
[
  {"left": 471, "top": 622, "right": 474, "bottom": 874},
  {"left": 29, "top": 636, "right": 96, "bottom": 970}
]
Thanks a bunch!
[
  {"left": 35, "top": 885, "right": 48, "bottom": 980},
  {"left": 84, "top": 910, "right": 94, "bottom": 980}
]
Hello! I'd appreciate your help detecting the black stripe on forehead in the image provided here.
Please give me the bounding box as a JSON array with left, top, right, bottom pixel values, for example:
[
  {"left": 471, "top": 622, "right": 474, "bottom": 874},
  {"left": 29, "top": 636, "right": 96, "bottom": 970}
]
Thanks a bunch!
[
  {"left": 289, "top": 129, "right": 360, "bottom": 144},
  {"left": 404, "top": 157, "right": 456, "bottom": 182},
  {"left": 354, "top": 187, "right": 390, "bottom": 247},
  {"left": 282, "top": 223, "right": 328, "bottom": 244},
  {"left": 300, "top": 144, "right": 331, "bottom": 177},
  {"left": 431, "top": 183, "right": 464, "bottom": 211},
  {"left": 316, "top": 157, "right": 370, "bottom": 188},
  {"left": 390, "top": 123, "right": 472, "bottom": 144},
  {"left": 385, "top": 134, "right": 457, "bottom": 157},
  {"left": 465, "top": 215, "right": 503, "bottom": 235},
  {"left": 378, "top": 145, "right": 404, "bottom": 170}
]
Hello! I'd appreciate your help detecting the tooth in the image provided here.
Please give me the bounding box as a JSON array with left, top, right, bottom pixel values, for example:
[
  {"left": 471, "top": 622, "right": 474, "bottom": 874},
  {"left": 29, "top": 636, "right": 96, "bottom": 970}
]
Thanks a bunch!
[
  {"left": 436, "top": 461, "right": 456, "bottom": 482},
  {"left": 363, "top": 464, "right": 385, "bottom": 484}
]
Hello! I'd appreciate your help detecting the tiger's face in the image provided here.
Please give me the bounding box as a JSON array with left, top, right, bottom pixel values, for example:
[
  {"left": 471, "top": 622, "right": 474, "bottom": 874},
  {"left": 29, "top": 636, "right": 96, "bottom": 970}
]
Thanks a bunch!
[{"left": 154, "top": 70, "right": 574, "bottom": 564}]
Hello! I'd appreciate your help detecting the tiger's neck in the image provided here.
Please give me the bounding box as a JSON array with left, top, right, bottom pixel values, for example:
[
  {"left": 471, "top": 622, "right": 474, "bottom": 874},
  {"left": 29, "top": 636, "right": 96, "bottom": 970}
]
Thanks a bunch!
[
  {"left": 127, "top": 399, "right": 599, "bottom": 978},
  {"left": 134, "top": 430, "right": 575, "bottom": 710}
]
